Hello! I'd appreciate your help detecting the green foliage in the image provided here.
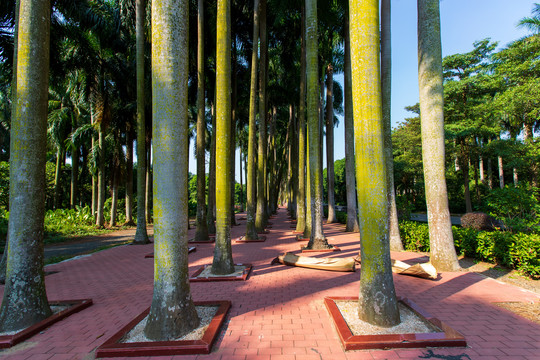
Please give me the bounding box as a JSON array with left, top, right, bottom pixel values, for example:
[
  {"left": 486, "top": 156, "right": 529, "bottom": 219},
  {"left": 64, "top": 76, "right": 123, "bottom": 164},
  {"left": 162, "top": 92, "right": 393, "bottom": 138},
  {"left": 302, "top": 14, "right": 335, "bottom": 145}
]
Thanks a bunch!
[
  {"left": 0, "top": 161, "right": 8, "bottom": 209},
  {"left": 509, "top": 233, "right": 540, "bottom": 278},
  {"left": 398, "top": 221, "right": 430, "bottom": 252},
  {"left": 482, "top": 185, "right": 540, "bottom": 232},
  {"left": 188, "top": 173, "right": 197, "bottom": 217},
  {"left": 44, "top": 206, "right": 97, "bottom": 239}
]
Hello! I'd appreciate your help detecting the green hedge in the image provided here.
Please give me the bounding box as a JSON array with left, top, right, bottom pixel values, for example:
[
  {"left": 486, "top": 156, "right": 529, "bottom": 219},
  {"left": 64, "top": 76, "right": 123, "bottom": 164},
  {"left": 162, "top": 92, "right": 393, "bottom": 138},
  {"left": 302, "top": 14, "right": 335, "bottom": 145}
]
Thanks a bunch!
[{"left": 398, "top": 220, "right": 540, "bottom": 279}]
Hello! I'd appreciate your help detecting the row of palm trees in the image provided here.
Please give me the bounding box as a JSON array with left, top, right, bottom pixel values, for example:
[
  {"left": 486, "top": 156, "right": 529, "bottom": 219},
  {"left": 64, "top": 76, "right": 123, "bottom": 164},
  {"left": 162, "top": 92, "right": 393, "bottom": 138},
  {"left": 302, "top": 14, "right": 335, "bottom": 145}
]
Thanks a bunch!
[{"left": 1, "top": 0, "right": 459, "bottom": 341}]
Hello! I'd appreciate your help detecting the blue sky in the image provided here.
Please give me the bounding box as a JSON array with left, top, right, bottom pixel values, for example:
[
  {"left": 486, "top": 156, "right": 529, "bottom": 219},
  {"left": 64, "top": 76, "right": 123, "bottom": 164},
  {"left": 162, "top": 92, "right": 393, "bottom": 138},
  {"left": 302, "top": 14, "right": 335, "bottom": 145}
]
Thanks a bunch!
[{"left": 189, "top": 0, "right": 538, "bottom": 180}]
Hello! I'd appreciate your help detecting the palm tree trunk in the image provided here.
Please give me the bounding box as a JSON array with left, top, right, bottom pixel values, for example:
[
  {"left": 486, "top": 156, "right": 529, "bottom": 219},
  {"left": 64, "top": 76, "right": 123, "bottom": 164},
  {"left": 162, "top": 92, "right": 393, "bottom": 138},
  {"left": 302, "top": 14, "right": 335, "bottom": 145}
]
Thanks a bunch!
[
  {"left": 195, "top": 0, "right": 210, "bottom": 242},
  {"left": 418, "top": 0, "right": 460, "bottom": 271},
  {"left": 125, "top": 125, "right": 134, "bottom": 224},
  {"left": 0, "top": 0, "right": 52, "bottom": 332},
  {"left": 305, "top": 0, "right": 329, "bottom": 249},
  {"left": 133, "top": 0, "right": 149, "bottom": 243},
  {"left": 296, "top": 6, "right": 307, "bottom": 234},
  {"left": 325, "top": 64, "right": 337, "bottom": 224},
  {"left": 109, "top": 167, "right": 118, "bottom": 227},
  {"left": 96, "top": 126, "right": 105, "bottom": 227},
  {"left": 207, "top": 99, "right": 217, "bottom": 234},
  {"left": 212, "top": 0, "right": 235, "bottom": 275},
  {"left": 70, "top": 145, "right": 79, "bottom": 209},
  {"left": 381, "top": 0, "right": 402, "bottom": 250},
  {"left": 146, "top": 139, "right": 152, "bottom": 224},
  {"left": 144, "top": 0, "right": 199, "bottom": 340},
  {"left": 343, "top": 15, "right": 359, "bottom": 233},
  {"left": 498, "top": 154, "right": 504, "bottom": 188},
  {"left": 54, "top": 148, "right": 64, "bottom": 209}
]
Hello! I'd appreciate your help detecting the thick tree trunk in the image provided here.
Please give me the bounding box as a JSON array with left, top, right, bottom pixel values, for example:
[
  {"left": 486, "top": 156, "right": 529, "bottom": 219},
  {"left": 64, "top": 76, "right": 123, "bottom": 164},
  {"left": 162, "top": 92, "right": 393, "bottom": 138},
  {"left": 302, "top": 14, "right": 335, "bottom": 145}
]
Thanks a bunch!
[
  {"left": 325, "top": 64, "right": 337, "bottom": 224},
  {"left": 255, "top": 0, "right": 268, "bottom": 232},
  {"left": 133, "top": 0, "right": 149, "bottom": 243},
  {"left": 212, "top": 0, "right": 235, "bottom": 275},
  {"left": 0, "top": 0, "right": 52, "bottom": 332},
  {"left": 381, "top": 0, "right": 402, "bottom": 250},
  {"left": 350, "top": 0, "right": 400, "bottom": 327},
  {"left": 305, "top": 0, "right": 329, "bottom": 250},
  {"left": 195, "top": 0, "right": 210, "bottom": 242},
  {"left": 144, "top": 0, "right": 200, "bottom": 340},
  {"left": 418, "top": 0, "right": 460, "bottom": 272},
  {"left": 296, "top": 6, "right": 307, "bottom": 234},
  {"left": 344, "top": 17, "right": 359, "bottom": 233}
]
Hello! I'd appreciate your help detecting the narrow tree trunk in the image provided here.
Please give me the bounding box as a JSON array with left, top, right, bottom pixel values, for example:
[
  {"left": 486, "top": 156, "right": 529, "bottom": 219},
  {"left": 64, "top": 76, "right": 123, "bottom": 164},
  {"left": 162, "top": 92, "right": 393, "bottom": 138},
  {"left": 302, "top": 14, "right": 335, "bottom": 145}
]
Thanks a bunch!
[
  {"left": 207, "top": 100, "right": 217, "bottom": 234},
  {"left": 54, "top": 149, "right": 64, "bottom": 209},
  {"left": 296, "top": 6, "right": 307, "bottom": 234},
  {"left": 350, "top": 0, "right": 400, "bottom": 327},
  {"left": 109, "top": 169, "right": 118, "bottom": 227},
  {"left": 326, "top": 64, "right": 337, "bottom": 224},
  {"left": 96, "top": 127, "right": 106, "bottom": 228},
  {"left": 146, "top": 139, "right": 153, "bottom": 224},
  {"left": 70, "top": 145, "right": 79, "bottom": 209},
  {"left": 344, "top": 16, "right": 359, "bottom": 233},
  {"left": 239, "top": 146, "right": 244, "bottom": 211},
  {"left": 290, "top": 104, "right": 298, "bottom": 215},
  {"left": 0, "top": 0, "right": 52, "bottom": 331},
  {"left": 133, "top": 0, "right": 149, "bottom": 243},
  {"left": 195, "top": 0, "right": 210, "bottom": 242},
  {"left": 144, "top": 0, "right": 199, "bottom": 340},
  {"left": 305, "top": 0, "right": 329, "bottom": 249},
  {"left": 212, "top": 0, "right": 235, "bottom": 275},
  {"left": 460, "top": 142, "right": 473, "bottom": 213},
  {"left": 418, "top": 0, "right": 460, "bottom": 272},
  {"left": 230, "top": 35, "right": 238, "bottom": 226},
  {"left": 125, "top": 125, "right": 134, "bottom": 225},
  {"left": 381, "top": 0, "right": 402, "bottom": 250}
]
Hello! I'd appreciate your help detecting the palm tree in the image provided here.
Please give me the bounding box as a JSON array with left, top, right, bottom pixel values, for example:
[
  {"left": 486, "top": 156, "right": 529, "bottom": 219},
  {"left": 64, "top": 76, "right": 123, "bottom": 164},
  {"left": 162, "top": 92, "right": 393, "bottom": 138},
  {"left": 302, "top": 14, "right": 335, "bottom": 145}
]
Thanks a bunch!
[
  {"left": 211, "top": 0, "right": 236, "bottom": 275},
  {"left": 350, "top": 0, "right": 400, "bottom": 326},
  {"left": 143, "top": 0, "right": 200, "bottom": 340},
  {"left": 0, "top": 0, "right": 53, "bottom": 332},
  {"left": 518, "top": 3, "right": 540, "bottom": 33},
  {"left": 381, "top": 0, "right": 402, "bottom": 251},
  {"left": 296, "top": 6, "right": 307, "bottom": 234},
  {"left": 133, "top": 0, "right": 149, "bottom": 244},
  {"left": 245, "top": 0, "right": 260, "bottom": 241},
  {"left": 194, "top": 0, "right": 211, "bottom": 242},
  {"left": 418, "top": 0, "right": 460, "bottom": 272},
  {"left": 304, "top": 0, "right": 330, "bottom": 250}
]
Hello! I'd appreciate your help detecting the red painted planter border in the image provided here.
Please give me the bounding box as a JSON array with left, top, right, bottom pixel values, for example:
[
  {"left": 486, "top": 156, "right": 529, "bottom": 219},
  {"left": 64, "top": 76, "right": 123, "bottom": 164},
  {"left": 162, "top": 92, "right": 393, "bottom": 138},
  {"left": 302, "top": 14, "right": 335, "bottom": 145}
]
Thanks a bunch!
[
  {"left": 235, "top": 235, "right": 266, "bottom": 243},
  {"left": 257, "top": 230, "right": 270, "bottom": 235},
  {"left": 0, "top": 299, "right": 93, "bottom": 349},
  {"left": 301, "top": 245, "right": 340, "bottom": 252},
  {"left": 96, "top": 300, "right": 231, "bottom": 358},
  {"left": 324, "top": 296, "right": 466, "bottom": 351},
  {"left": 190, "top": 263, "right": 253, "bottom": 282},
  {"left": 145, "top": 247, "right": 196, "bottom": 258}
]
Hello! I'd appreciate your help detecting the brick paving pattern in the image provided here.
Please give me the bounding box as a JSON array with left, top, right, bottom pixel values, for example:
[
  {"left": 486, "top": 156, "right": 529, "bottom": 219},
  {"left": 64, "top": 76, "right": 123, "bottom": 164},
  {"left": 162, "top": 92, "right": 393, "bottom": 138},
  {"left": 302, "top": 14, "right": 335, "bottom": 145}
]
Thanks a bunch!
[{"left": 0, "top": 207, "right": 539, "bottom": 359}]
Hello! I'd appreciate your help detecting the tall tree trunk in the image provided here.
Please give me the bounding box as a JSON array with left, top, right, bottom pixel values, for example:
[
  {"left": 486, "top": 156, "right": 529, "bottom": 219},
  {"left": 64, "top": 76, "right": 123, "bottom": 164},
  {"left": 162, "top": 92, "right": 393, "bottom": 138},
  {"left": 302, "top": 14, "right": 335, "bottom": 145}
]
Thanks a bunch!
[
  {"left": 255, "top": 0, "right": 268, "bottom": 232},
  {"left": 343, "top": 15, "right": 359, "bottom": 233},
  {"left": 212, "top": 0, "right": 235, "bottom": 275},
  {"left": 207, "top": 98, "right": 217, "bottom": 234},
  {"left": 96, "top": 126, "right": 106, "bottom": 227},
  {"left": 290, "top": 104, "right": 298, "bottom": 215},
  {"left": 305, "top": 0, "right": 329, "bottom": 249},
  {"left": 54, "top": 149, "right": 64, "bottom": 209},
  {"left": 109, "top": 167, "right": 118, "bottom": 227},
  {"left": 133, "top": 0, "right": 149, "bottom": 243},
  {"left": 125, "top": 124, "right": 134, "bottom": 225},
  {"left": 296, "top": 6, "right": 307, "bottom": 234},
  {"left": 350, "top": 0, "right": 400, "bottom": 327},
  {"left": 0, "top": 0, "right": 52, "bottom": 332},
  {"left": 459, "top": 140, "right": 473, "bottom": 213},
  {"left": 70, "top": 144, "right": 79, "bottom": 209},
  {"left": 239, "top": 146, "right": 244, "bottom": 211},
  {"left": 381, "top": 0, "right": 402, "bottom": 250},
  {"left": 146, "top": 139, "right": 153, "bottom": 224},
  {"left": 91, "top": 106, "right": 98, "bottom": 220},
  {"left": 498, "top": 154, "right": 504, "bottom": 189},
  {"left": 418, "top": 0, "right": 460, "bottom": 271},
  {"left": 326, "top": 64, "right": 337, "bottom": 224},
  {"left": 195, "top": 0, "right": 210, "bottom": 242},
  {"left": 144, "top": 0, "right": 199, "bottom": 340},
  {"left": 230, "top": 36, "right": 238, "bottom": 226}
]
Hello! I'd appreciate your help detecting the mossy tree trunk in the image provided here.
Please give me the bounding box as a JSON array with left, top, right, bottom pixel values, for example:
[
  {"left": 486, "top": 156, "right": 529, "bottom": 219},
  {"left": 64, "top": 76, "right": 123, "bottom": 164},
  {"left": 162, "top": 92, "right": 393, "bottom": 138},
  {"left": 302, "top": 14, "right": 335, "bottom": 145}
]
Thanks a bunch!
[
  {"left": 350, "top": 0, "right": 400, "bottom": 327},
  {"left": 0, "top": 0, "right": 52, "bottom": 332},
  {"left": 343, "top": 15, "right": 359, "bottom": 233},
  {"left": 144, "top": 0, "right": 200, "bottom": 340},
  {"left": 211, "top": 0, "right": 235, "bottom": 275},
  {"left": 381, "top": 0, "right": 402, "bottom": 251},
  {"left": 245, "top": 0, "right": 260, "bottom": 241},
  {"left": 195, "top": 0, "right": 210, "bottom": 242},
  {"left": 305, "top": 0, "right": 330, "bottom": 249},
  {"left": 207, "top": 97, "right": 217, "bottom": 234},
  {"left": 417, "top": 0, "right": 460, "bottom": 272}
]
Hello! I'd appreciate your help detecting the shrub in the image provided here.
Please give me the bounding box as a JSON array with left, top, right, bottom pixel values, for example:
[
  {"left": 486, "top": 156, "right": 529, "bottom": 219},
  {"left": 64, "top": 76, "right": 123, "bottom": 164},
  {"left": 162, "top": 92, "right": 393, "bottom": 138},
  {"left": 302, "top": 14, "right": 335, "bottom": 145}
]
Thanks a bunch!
[
  {"left": 335, "top": 211, "right": 347, "bottom": 224},
  {"left": 452, "top": 226, "right": 478, "bottom": 257},
  {"left": 398, "top": 221, "right": 430, "bottom": 252},
  {"left": 460, "top": 212, "right": 499, "bottom": 231},
  {"left": 509, "top": 233, "right": 540, "bottom": 279}
]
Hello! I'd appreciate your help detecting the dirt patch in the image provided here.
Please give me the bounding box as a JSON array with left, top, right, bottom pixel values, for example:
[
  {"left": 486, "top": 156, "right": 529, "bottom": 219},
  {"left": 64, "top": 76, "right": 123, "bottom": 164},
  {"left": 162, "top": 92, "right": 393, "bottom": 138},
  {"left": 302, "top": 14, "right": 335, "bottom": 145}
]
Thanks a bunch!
[{"left": 494, "top": 302, "right": 540, "bottom": 325}]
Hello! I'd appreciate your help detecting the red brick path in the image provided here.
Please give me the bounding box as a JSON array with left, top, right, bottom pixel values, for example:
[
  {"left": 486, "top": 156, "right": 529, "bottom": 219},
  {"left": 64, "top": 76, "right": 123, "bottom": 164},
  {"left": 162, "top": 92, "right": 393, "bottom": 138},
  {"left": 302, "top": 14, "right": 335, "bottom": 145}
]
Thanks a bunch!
[{"left": 0, "top": 207, "right": 539, "bottom": 359}]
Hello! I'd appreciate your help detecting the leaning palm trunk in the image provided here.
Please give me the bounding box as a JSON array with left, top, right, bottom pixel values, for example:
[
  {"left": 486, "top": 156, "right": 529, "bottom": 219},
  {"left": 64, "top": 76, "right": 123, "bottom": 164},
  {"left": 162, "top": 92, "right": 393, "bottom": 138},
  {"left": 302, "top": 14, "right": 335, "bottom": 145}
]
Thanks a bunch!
[
  {"left": 418, "top": 0, "right": 460, "bottom": 272},
  {"left": 144, "top": 0, "right": 200, "bottom": 340},
  {"left": 305, "top": 0, "right": 329, "bottom": 249},
  {"left": 195, "top": 0, "right": 210, "bottom": 242},
  {"left": 245, "top": 0, "right": 260, "bottom": 241},
  {"left": 343, "top": 16, "right": 359, "bottom": 233},
  {"left": 381, "top": 0, "right": 403, "bottom": 251},
  {"left": 0, "top": 0, "right": 52, "bottom": 332},
  {"left": 212, "top": 0, "right": 236, "bottom": 275},
  {"left": 350, "top": 0, "right": 400, "bottom": 327}
]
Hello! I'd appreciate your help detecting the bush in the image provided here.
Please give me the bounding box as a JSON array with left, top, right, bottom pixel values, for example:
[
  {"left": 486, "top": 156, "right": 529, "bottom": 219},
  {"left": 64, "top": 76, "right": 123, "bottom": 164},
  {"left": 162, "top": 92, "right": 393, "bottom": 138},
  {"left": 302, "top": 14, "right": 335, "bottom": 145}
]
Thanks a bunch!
[
  {"left": 460, "top": 212, "right": 499, "bottom": 231},
  {"left": 335, "top": 211, "right": 347, "bottom": 224},
  {"left": 452, "top": 226, "right": 478, "bottom": 257},
  {"left": 398, "top": 221, "right": 430, "bottom": 252},
  {"left": 509, "top": 233, "right": 540, "bottom": 279}
]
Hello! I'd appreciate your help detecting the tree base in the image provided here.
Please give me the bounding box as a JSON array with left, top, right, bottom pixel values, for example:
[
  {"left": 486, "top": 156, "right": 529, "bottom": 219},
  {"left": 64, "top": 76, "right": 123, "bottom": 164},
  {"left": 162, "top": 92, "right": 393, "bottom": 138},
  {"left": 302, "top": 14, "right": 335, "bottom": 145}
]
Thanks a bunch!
[{"left": 189, "top": 264, "right": 252, "bottom": 282}]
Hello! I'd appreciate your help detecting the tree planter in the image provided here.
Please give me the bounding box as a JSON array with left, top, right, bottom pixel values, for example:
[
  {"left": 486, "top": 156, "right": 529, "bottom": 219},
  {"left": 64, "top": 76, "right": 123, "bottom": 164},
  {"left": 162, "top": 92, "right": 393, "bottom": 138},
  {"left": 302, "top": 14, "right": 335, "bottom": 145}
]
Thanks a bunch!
[
  {"left": 235, "top": 236, "right": 266, "bottom": 243},
  {"left": 0, "top": 299, "right": 93, "bottom": 349},
  {"left": 190, "top": 263, "right": 253, "bottom": 282},
  {"left": 324, "top": 296, "right": 466, "bottom": 350},
  {"left": 95, "top": 300, "right": 231, "bottom": 357}
]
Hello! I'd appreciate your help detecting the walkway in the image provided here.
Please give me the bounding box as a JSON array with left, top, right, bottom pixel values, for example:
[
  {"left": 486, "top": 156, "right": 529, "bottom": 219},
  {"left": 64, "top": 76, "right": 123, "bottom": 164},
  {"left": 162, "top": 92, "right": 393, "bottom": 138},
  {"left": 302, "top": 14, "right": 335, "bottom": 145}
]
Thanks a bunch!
[{"left": 1, "top": 207, "right": 539, "bottom": 359}]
